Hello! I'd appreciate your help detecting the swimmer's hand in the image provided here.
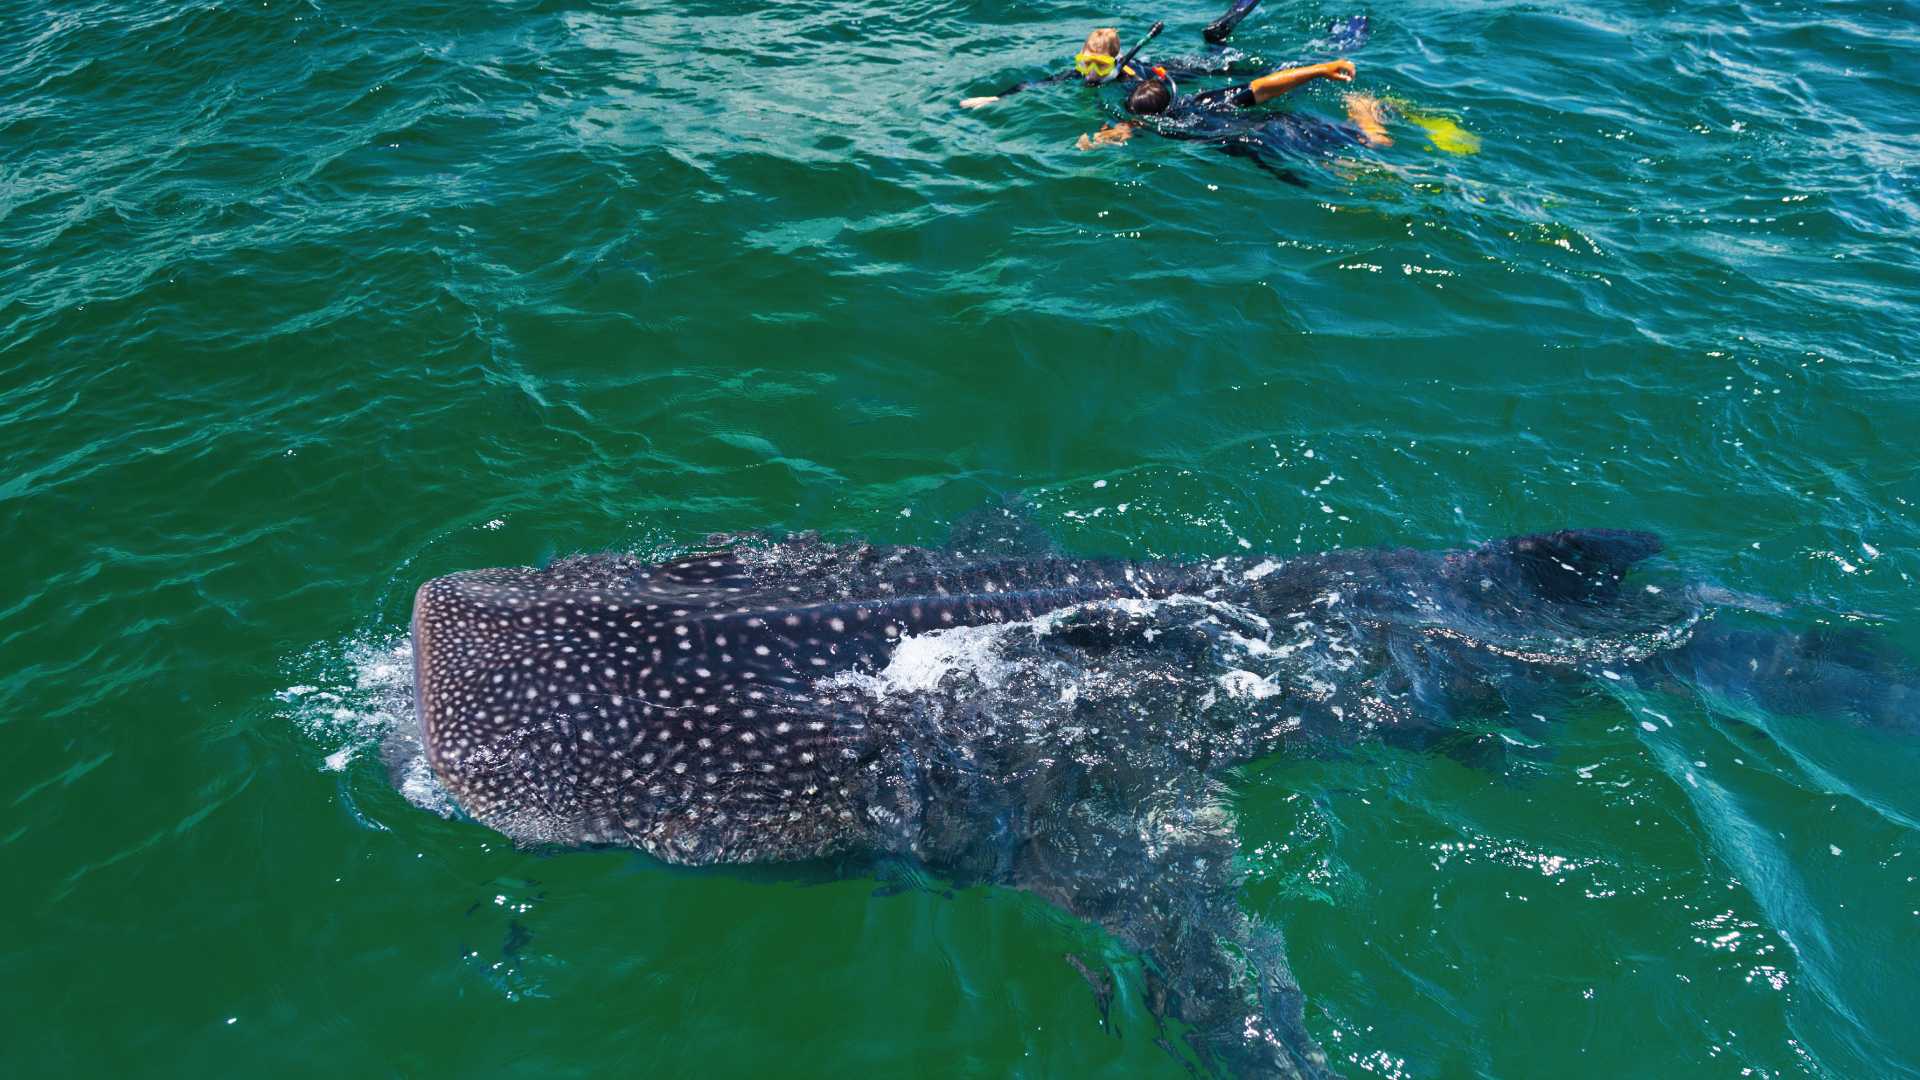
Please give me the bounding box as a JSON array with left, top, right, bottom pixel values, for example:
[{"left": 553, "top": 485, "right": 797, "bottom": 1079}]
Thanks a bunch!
[
  {"left": 1076, "top": 122, "right": 1136, "bottom": 150},
  {"left": 960, "top": 96, "right": 1000, "bottom": 109},
  {"left": 1248, "top": 60, "right": 1359, "bottom": 102}
]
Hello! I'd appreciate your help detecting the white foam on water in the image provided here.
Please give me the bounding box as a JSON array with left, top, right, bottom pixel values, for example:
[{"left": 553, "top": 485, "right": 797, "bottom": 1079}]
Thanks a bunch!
[
  {"left": 395, "top": 745, "right": 460, "bottom": 819},
  {"left": 276, "top": 631, "right": 455, "bottom": 818},
  {"left": 1218, "top": 669, "right": 1284, "bottom": 701},
  {"left": 831, "top": 594, "right": 1273, "bottom": 703},
  {"left": 825, "top": 620, "right": 1026, "bottom": 698},
  {"left": 875, "top": 621, "right": 1024, "bottom": 693},
  {"left": 278, "top": 634, "right": 413, "bottom": 744},
  {"left": 1244, "top": 559, "right": 1283, "bottom": 582}
]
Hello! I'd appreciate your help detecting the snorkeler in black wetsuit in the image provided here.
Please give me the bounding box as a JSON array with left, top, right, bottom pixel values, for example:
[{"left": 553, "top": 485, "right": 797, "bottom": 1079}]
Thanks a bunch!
[
  {"left": 953, "top": 5, "right": 1390, "bottom": 184},
  {"left": 959, "top": 1, "right": 1267, "bottom": 110},
  {"left": 1077, "top": 62, "right": 1394, "bottom": 184}
]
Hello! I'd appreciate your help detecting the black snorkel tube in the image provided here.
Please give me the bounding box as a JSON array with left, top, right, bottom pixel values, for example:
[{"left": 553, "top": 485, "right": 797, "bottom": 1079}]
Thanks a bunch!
[{"left": 1096, "top": 20, "right": 1164, "bottom": 84}]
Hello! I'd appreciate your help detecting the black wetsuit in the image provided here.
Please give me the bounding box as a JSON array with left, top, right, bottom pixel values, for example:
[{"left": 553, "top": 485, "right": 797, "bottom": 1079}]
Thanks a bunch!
[{"left": 1133, "top": 83, "right": 1370, "bottom": 185}]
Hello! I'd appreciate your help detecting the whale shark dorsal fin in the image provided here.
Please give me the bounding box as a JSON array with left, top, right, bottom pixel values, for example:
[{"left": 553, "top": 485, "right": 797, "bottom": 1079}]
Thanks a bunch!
[{"left": 1462, "top": 528, "right": 1665, "bottom": 604}]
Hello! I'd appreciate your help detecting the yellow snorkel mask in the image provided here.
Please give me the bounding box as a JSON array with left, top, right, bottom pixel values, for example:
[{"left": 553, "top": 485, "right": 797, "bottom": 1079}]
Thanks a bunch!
[{"left": 1073, "top": 50, "right": 1117, "bottom": 78}]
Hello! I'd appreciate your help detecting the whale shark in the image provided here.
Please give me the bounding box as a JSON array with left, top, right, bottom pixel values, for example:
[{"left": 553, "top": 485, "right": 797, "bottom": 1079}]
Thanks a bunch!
[{"left": 407, "top": 527, "right": 1914, "bottom": 1078}]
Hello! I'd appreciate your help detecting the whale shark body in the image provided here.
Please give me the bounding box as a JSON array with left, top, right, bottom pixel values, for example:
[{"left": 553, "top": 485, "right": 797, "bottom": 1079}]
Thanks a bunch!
[{"left": 408, "top": 527, "right": 1912, "bottom": 1078}]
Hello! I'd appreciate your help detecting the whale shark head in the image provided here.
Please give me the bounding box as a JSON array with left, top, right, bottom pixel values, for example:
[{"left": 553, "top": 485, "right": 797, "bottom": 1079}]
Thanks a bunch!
[
  {"left": 411, "top": 566, "right": 608, "bottom": 846},
  {"left": 408, "top": 553, "right": 888, "bottom": 860}
]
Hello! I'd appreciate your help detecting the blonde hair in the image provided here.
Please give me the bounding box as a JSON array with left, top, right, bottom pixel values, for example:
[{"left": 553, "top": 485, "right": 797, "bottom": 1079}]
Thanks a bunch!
[{"left": 1084, "top": 27, "right": 1121, "bottom": 57}]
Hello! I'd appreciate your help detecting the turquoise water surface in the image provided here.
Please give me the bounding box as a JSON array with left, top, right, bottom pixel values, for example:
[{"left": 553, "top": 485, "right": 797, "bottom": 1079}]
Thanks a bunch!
[{"left": 4, "top": 0, "right": 1917, "bottom": 1075}]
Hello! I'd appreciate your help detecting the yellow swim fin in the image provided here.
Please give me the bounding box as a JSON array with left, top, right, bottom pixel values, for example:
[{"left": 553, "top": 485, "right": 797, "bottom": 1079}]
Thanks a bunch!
[{"left": 1388, "top": 99, "right": 1482, "bottom": 155}]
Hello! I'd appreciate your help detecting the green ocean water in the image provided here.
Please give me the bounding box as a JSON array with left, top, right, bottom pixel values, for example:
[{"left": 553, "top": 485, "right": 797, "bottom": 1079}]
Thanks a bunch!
[{"left": 4, "top": 0, "right": 1918, "bottom": 1074}]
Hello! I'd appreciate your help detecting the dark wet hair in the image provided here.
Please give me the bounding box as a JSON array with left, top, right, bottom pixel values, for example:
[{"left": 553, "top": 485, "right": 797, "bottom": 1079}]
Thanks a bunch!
[{"left": 1125, "top": 80, "right": 1171, "bottom": 115}]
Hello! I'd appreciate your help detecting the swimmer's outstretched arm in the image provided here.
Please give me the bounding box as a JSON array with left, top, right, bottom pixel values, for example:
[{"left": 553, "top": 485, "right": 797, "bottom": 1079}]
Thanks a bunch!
[
  {"left": 1245, "top": 59, "right": 1355, "bottom": 102},
  {"left": 963, "top": 69, "right": 1075, "bottom": 109},
  {"left": 964, "top": 57, "right": 1157, "bottom": 108}
]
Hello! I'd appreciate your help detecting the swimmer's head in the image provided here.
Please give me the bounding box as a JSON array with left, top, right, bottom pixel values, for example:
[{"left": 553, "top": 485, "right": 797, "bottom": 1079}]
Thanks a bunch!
[
  {"left": 1074, "top": 28, "right": 1123, "bottom": 79},
  {"left": 1126, "top": 79, "right": 1171, "bottom": 115},
  {"left": 1084, "top": 28, "right": 1121, "bottom": 57}
]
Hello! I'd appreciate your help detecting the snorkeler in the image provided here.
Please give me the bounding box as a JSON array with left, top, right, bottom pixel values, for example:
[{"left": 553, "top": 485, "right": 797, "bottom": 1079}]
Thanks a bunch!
[
  {"left": 1075, "top": 63, "right": 1393, "bottom": 183},
  {"left": 960, "top": 2, "right": 1269, "bottom": 110}
]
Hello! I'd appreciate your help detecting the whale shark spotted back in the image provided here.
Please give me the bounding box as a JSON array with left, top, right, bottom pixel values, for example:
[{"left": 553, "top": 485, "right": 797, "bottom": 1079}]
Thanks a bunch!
[{"left": 411, "top": 542, "right": 1214, "bottom": 859}]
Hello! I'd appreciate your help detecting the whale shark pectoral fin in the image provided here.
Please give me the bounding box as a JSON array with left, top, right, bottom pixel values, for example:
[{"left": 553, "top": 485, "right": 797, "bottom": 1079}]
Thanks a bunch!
[
  {"left": 1010, "top": 795, "right": 1334, "bottom": 1079},
  {"left": 1458, "top": 528, "right": 1665, "bottom": 605},
  {"left": 1062, "top": 953, "right": 1119, "bottom": 1033}
]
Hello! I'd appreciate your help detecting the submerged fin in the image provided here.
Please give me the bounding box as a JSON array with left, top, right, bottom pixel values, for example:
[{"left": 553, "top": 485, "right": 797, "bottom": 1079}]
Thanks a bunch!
[
  {"left": 1063, "top": 953, "right": 1119, "bottom": 1033},
  {"left": 1009, "top": 785, "right": 1335, "bottom": 1078},
  {"left": 1666, "top": 622, "right": 1920, "bottom": 735},
  {"left": 1220, "top": 138, "right": 1308, "bottom": 186},
  {"left": 1386, "top": 98, "right": 1484, "bottom": 155}
]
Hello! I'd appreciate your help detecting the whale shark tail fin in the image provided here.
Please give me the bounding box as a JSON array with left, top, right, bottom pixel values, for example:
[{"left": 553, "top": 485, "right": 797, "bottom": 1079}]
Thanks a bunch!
[{"left": 1454, "top": 528, "right": 1665, "bottom": 607}]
